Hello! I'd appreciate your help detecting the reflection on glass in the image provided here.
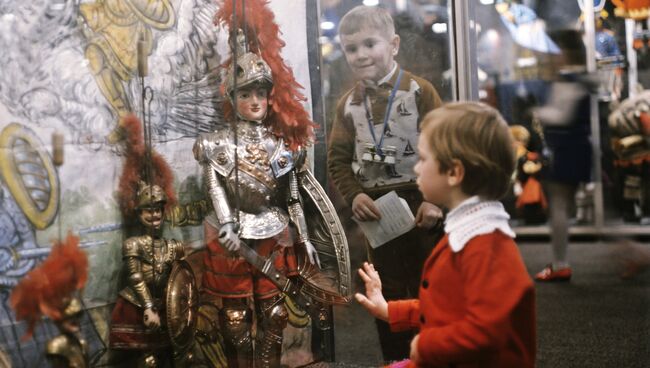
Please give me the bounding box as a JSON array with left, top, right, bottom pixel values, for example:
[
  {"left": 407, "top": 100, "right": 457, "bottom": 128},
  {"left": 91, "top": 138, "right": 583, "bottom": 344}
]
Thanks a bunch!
[
  {"left": 475, "top": 1, "right": 650, "bottom": 228},
  {"left": 319, "top": 1, "right": 453, "bottom": 365},
  {"left": 475, "top": 0, "right": 597, "bottom": 228},
  {"left": 320, "top": 1, "right": 453, "bottom": 135}
]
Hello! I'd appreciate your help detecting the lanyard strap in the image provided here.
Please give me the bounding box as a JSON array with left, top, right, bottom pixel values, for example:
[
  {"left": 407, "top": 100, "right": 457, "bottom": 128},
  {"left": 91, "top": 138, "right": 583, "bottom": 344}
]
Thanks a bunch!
[{"left": 362, "top": 68, "right": 404, "bottom": 156}]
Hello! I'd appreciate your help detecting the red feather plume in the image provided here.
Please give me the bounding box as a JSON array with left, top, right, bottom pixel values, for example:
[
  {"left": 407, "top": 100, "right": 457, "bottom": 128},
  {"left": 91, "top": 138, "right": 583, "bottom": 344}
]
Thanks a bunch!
[
  {"left": 117, "top": 114, "right": 176, "bottom": 220},
  {"left": 215, "top": 0, "right": 316, "bottom": 150},
  {"left": 10, "top": 233, "right": 88, "bottom": 339}
]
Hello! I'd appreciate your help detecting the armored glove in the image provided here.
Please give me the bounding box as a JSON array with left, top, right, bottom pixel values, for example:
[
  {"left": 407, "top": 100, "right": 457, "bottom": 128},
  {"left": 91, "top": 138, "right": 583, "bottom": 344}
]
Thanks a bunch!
[
  {"left": 302, "top": 240, "right": 321, "bottom": 269},
  {"left": 219, "top": 222, "right": 240, "bottom": 252}
]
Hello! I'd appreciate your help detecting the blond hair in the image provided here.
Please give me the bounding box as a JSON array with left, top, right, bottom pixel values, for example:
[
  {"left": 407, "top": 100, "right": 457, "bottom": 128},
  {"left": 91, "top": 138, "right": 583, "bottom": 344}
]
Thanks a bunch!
[
  {"left": 421, "top": 102, "right": 516, "bottom": 200},
  {"left": 338, "top": 6, "right": 395, "bottom": 38}
]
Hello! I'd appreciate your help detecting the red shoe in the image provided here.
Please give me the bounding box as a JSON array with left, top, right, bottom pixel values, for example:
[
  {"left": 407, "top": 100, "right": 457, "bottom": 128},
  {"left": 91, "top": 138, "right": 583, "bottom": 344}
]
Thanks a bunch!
[{"left": 535, "top": 264, "right": 572, "bottom": 282}]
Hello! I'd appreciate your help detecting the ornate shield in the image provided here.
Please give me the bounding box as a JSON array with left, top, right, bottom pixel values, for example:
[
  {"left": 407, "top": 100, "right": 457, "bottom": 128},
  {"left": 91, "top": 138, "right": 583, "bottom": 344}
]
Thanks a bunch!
[
  {"left": 297, "top": 169, "right": 352, "bottom": 305},
  {"left": 166, "top": 260, "right": 199, "bottom": 353},
  {"left": 0, "top": 123, "right": 59, "bottom": 230}
]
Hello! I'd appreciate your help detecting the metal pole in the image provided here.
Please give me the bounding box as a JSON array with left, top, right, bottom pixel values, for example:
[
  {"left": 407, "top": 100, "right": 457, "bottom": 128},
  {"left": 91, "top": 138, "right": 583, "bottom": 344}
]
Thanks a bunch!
[
  {"left": 583, "top": 0, "right": 605, "bottom": 231},
  {"left": 625, "top": 19, "right": 638, "bottom": 97},
  {"left": 307, "top": 0, "right": 327, "bottom": 186},
  {"left": 450, "top": 0, "right": 478, "bottom": 101},
  {"left": 306, "top": 2, "right": 335, "bottom": 361}
]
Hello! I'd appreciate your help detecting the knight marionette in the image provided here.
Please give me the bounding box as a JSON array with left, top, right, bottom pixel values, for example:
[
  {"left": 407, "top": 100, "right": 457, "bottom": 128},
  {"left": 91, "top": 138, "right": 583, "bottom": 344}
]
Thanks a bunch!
[
  {"left": 109, "top": 115, "right": 198, "bottom": 367},
  {"left": 10, "top": 234, "right": 89, "bottom": 368},
  {"left": 193, "top": 1, "right": 351, "bottom": 367}
]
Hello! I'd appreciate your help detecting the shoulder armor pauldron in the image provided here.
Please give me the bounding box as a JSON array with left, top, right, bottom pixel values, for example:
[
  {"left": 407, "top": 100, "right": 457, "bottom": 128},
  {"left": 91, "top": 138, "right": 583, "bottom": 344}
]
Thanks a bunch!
[
  {"left": 168, "top": 239, "right": 185, "bottom": 260},
  {"left": 294, "top": 147, "right": 307, "bottom": 171},
  {"left": 270, "top": 138, "right": 296, "bottom": 177},
  {"left": 123, "top": 236, "right": 150, "bottom": 258},
  {"left": 194, "top": 131, "right": 235, "bottom": 176}
]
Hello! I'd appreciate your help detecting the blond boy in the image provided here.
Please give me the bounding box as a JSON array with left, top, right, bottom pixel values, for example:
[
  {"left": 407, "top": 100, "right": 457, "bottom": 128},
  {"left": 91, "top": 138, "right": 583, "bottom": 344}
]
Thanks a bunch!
[{"left": 327, "top": 5, "right": 444, "bottom": 362}]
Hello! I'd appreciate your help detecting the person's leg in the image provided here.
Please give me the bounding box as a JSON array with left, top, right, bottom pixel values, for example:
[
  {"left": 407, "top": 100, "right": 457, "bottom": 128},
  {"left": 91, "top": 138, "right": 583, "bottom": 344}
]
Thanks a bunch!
[
  {"left": 549, "top": 181, "right": 574, "bottom": 267},
  {"left": 536, "top": 180, "right": 576, "bottom": 281}
]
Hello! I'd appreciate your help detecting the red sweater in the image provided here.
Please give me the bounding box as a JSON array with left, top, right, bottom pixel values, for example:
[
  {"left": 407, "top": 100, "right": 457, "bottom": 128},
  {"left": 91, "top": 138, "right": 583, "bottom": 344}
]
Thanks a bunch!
[{"left": 388, "top": 232, "right": 536, "bottom": 368}]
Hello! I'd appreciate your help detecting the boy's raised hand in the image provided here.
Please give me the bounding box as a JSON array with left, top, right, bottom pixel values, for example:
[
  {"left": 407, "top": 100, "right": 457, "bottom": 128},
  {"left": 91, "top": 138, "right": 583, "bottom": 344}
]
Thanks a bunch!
[{"left": 354, "top": 262, "right": 388, "bottom": 321}]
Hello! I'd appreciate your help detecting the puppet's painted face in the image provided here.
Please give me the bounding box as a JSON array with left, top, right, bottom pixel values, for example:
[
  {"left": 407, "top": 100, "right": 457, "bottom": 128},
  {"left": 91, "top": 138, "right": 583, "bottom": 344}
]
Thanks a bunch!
[
  {"left": 235, "top": 87, "right": 269, "bottom": 122},
  {"left": 139, "top": 205, "right": 164, "bottom": 230}
]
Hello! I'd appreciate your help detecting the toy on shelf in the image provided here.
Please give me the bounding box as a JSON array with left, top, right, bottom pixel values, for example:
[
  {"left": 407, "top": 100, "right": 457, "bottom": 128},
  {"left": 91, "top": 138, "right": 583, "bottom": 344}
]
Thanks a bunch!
[{"left": 510, "top": 125, "right": 547, "bottom": 224}]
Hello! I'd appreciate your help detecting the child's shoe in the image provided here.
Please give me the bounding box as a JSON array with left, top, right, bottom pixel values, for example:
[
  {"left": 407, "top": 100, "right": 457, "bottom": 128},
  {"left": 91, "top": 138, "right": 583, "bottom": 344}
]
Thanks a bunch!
[{"left": 535, "top": 264, "right": 572, "bottom": 282}]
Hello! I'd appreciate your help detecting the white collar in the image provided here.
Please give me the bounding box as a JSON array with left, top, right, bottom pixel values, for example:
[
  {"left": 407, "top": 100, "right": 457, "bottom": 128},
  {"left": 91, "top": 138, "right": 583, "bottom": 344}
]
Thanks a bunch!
[
  {"left": 444, "top": 196, "right": 515, "bottom": 253},
  {"left": 377, "top": 62, "right": 398, "bottom": 86}
]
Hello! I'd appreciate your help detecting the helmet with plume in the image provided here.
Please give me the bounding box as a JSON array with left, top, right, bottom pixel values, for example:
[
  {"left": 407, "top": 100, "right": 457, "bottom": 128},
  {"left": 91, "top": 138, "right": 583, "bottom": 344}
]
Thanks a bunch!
[
  {"left": 225, "top": 29, "right": 273, "bottom": 97},
  {"left": 10, "top": 234, "right": 88, "bottom": 339},
  {"left": 215, "top": 0, "right": 316, "bottom": 150},
  {"left": 136, "top": 180, "right": 167, "bottom": 209}
]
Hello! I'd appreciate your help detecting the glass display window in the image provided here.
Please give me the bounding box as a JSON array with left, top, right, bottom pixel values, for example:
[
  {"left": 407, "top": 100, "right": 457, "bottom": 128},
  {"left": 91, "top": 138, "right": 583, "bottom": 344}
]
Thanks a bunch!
[
  {"left": 316, "top": 1, "right": 455, "bottom": 364},
  {"left": 471, "top": 0, "right": 650, "bottom": 235}
]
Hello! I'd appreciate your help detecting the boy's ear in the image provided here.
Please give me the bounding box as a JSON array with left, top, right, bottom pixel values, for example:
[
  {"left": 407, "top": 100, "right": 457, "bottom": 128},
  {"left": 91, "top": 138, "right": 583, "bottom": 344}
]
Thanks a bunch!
[
  {"left": 446, "top": 159, "right": 465, "bottom": 187},
  {"left": 391, "top": 34, "right": 400, "bottom": 56}
]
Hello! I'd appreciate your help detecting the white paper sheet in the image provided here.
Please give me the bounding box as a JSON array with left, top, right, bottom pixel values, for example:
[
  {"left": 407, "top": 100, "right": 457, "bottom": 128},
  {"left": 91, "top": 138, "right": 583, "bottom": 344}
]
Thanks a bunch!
[{"left": 354, "top": 191, "right": 416, "bottom": 248}]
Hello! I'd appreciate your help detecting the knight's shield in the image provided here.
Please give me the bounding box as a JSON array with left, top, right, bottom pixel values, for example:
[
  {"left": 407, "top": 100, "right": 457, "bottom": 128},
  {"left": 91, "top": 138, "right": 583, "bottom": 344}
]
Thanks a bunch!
[
  {"left": 0, "top": 123, "right": 59, "bottom": 230},
  {"left": 166, "top": 259, "right": 199, "bottom": 354},
  {"left": 296, "top": 169, "right": 351, "bottom": 305}
]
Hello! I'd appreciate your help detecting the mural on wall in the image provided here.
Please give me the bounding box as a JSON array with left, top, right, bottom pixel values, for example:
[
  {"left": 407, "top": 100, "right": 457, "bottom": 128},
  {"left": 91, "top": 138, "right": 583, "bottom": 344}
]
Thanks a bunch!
[{"left": 0, "top": 0, "right": 313, "bottom": 365}]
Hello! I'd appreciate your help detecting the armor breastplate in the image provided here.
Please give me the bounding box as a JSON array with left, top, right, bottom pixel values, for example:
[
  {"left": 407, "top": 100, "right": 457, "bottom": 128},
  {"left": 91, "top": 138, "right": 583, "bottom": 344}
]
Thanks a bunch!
[
  {"left": 120, "top": 236, "right": 181, "bottom": 305},
  {"left": 347, "top": 79, "right": 421, "bottom": 188},
  {"left": 140, "top": 238, "right": 176, "bottom": 297},
  {"left": 201, "top": 122, "right": 295, "bottom": 239}
]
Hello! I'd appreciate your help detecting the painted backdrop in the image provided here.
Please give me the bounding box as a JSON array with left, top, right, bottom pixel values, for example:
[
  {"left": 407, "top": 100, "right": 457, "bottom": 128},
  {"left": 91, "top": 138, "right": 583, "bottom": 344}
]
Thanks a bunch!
[{"left": 0, "top": 0, "right": 312, "bottom": 366}]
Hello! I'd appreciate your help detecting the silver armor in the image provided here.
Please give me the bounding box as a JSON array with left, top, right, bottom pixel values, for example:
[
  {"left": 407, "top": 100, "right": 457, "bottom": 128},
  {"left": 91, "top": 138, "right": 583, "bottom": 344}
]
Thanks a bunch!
[
  {"left": 225, "top": 29, "right": 273, "bottom": 97},
  {"left": 194, "top": 120, "right": 307, "bottom": 240}
]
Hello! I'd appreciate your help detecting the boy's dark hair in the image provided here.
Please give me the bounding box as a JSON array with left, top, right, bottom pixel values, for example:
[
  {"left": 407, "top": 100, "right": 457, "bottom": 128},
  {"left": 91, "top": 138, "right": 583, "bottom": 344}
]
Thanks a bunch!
[
  {"left": 338, "top": 5, "right": 395, "bottom": 38},
  {"left": 421, "top": 102, "right": 516, "bottom": 200}
]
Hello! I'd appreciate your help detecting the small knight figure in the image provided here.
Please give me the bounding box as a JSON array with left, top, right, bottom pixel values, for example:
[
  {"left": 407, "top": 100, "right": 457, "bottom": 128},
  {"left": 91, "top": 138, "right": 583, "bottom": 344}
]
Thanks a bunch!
[
  {"left": 109, "top": 182, "right": 185, "bottom": 366},
  {"left": 193, "top": 2, "right": 332, "bottom": 367},
  {"left": 46, "top": 297, "right": 87, "bottom": 368},
  {"left": 11, "top": 234, "right": 90, "bottom": 368},
  {"left": 108, "top": 115, "right": 189, "bottom": 367}
]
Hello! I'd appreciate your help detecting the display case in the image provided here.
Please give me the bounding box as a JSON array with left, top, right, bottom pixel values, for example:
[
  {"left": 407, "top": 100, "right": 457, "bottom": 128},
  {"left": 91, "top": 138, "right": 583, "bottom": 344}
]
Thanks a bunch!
[
  {"left": 7, "top": 0, "right": 647, "bottom": 367},
  {"left": 0, "top": 0, "right": 467, "bottom": 366}
]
